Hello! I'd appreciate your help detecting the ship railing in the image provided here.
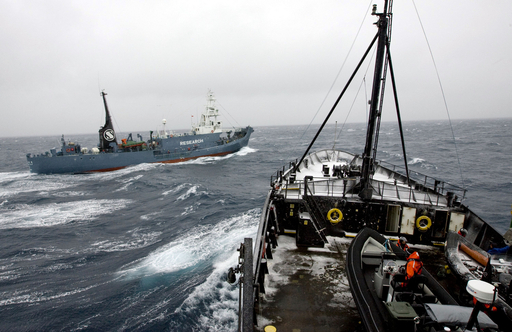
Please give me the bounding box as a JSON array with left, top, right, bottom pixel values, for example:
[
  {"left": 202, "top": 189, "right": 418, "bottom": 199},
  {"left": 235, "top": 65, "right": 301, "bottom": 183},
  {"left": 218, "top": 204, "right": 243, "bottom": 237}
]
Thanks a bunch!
[
  {"left": 272, "top": 175, "right": 465, "bottom": 206},
  {"left": 270, "top": 159, "right": 467, "bottom": 204},
  {"left": 372, "top": 159, "right": 467, "bottom": 199}
]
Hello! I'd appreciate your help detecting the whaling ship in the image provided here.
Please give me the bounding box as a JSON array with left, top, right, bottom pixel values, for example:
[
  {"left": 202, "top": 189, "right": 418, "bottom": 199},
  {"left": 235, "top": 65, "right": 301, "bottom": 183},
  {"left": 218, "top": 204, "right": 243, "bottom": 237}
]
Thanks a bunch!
[
  {"left": 26, "top": 90, "right": 253, "bottom": 174},
  {"left": 229, "top": 1, "right": 510, "bottom": 331}
]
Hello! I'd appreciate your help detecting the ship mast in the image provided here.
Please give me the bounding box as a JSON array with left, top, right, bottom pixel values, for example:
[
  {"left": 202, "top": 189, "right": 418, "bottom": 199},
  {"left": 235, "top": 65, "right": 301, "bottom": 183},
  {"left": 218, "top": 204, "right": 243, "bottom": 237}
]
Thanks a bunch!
[
  {"left": 98, "top": 91, "right": 118, "bottom": 151},
  {"left": 359, "top": 0, "right": 392, "bottom": 200}
]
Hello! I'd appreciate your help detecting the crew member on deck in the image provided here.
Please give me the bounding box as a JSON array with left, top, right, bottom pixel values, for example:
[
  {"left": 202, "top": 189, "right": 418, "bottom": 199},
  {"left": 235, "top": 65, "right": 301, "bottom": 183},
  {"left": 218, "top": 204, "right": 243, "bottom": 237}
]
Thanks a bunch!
[
  {"left": 487, "top": 241, "right": 511, "bottom": 254},
  {"left": 397, "top": 237, "right": 410, "bottom": 254},
  {"left": 401, "top": 251, "right": 423, "bottom": 287}
]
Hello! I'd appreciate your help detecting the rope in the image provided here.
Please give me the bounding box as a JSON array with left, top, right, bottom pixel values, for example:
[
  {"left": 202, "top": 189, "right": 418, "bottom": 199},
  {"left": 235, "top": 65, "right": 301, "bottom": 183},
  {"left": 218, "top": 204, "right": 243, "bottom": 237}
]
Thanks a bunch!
[
  {"left": 217, "top": 102, "right": 242, "bottom": 129},
  {"left": 412, "top": 0, "right": 466, "bottom": 192}
]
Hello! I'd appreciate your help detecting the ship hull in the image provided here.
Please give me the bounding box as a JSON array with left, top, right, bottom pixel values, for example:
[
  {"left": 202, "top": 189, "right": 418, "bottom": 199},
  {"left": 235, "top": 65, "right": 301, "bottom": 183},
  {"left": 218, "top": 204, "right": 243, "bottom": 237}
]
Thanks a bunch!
[{"left": 27, "top": 127, "right": 253, "bottom": 174}]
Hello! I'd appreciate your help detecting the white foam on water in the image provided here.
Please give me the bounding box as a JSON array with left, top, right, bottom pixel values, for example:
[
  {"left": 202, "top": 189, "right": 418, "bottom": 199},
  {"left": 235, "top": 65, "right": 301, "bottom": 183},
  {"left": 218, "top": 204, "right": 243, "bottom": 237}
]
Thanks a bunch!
[
  {"left": 0, "top": 199, "right": 131, "bottom": 230},
  {"left": 90, "top": 230, "right": 162, "bottom": 253},
  {"left": 48, "top": 191, "right": 88, "bottom": 198},
  {"left": 0, "top": 279, "right": 114, "bottom": 306},
  {"left": 116, "top": 286, "right": 171, "bottom": 331},
  {"left": 0, "top": 171, "right": 33, "bottom": 183},
  {"left": 0, "top": 175, "right": 76, "bottom": 198},
  {"left": 114, "top": 174, "right": 144, "bottom": 192},
  {"left": 180, "top": 204, "right": 198, "bottom": 216},
  {"left": 162, "top": 183, "right": 190, "bottom": 196},
  {"left": 120, "top": 208, "right": 259, "bottom": 279},
  {"left": 140, "top": 211, "right": 161, "bottom": 220},
  {"left": 171, "top": 248, "right": 243, "bottom": 331},
  {"left": 168, "top": 209, "right": 260, "bottom": 331},
  {"left": 176, "top": 185, "right": 206, "bottom": 201},
  {"left": 408, "top": 157, "right": 425, "bottom": 165},
  {"left": 233, "top": 146, "right": 257, "bottom": 156}
]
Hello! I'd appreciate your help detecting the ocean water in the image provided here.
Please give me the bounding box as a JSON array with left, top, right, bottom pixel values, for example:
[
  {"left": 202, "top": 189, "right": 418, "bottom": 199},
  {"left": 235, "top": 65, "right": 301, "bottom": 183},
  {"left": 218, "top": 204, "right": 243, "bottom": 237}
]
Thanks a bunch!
[{"left": 0, "top": 119, "right": 511, "bottom": 331}]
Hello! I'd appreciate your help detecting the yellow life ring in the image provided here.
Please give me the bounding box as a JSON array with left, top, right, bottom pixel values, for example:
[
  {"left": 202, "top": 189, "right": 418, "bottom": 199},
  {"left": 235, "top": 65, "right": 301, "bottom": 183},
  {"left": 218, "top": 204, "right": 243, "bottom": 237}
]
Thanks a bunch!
[
  {"left": 416, "top": 215, "right": 432, "bottom": 232},
  {"left": 327, "top": 208, "right": 343, "bottom": 224}
]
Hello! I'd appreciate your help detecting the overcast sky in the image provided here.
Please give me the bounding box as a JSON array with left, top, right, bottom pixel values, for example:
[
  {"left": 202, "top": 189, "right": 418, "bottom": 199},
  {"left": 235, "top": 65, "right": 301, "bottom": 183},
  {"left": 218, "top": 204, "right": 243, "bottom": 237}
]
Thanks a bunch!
[{"left": 1, "top": 0, "right": 511, "bottom": 138}]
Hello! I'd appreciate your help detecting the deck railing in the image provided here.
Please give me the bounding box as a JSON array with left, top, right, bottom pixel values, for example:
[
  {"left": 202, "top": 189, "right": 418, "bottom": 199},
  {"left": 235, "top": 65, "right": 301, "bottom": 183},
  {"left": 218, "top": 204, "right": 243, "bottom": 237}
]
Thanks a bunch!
[{"left": 270, "top": 159, "right": 466, "bottom": 206}]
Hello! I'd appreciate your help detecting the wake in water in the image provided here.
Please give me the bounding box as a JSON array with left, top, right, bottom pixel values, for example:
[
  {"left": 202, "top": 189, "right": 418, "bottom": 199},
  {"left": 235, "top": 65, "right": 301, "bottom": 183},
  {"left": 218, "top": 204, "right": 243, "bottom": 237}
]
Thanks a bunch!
[{"left": 117, "top": 208, "right": 259, "bottom": 331}]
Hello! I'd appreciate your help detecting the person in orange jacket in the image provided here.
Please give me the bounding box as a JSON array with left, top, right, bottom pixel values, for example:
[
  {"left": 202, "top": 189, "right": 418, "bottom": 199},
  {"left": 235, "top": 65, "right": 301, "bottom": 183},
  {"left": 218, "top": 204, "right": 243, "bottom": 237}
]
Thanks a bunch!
[
  {"left": 401, "top": 251, "right": 423, "bottom": 287},
  {"left": 458, "top": 228, "right": 468, "bottom": 237},
  {"left": 397, "top": 236, "right": 410, "bottom": 254}
]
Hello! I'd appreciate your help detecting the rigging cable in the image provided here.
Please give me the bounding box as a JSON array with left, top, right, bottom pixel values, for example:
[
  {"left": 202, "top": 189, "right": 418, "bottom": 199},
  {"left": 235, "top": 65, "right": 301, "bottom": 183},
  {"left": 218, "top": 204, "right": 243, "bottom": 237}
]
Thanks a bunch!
[
  {"left": 300, "top": 1, "right": 374, "bottom": 142},
  {"left": 335, "top": 49, "right": 377, "bottom": 144},
  {"left": 218, "top": 102, "right": 242, "bottom": 129},
  {"left": 412, "top": 0, "right": 466, "bottom": 193}
]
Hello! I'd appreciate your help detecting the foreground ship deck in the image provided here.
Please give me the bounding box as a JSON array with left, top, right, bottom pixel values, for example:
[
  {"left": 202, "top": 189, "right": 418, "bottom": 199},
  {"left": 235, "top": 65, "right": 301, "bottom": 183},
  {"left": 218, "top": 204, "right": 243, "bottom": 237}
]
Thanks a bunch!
[{"left": 257, "top": 235, "right": 359, "bottom": 331}]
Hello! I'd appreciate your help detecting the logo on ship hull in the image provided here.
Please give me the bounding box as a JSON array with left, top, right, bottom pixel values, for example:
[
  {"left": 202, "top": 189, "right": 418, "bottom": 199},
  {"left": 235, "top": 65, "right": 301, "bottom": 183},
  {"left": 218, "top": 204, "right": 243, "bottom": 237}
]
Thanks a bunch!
[
  {"left": 180, "top": 139, "right": 204, "bottom": 146},
  {"left": 103, "top": 129, "right": 116, "bottom": 141}
]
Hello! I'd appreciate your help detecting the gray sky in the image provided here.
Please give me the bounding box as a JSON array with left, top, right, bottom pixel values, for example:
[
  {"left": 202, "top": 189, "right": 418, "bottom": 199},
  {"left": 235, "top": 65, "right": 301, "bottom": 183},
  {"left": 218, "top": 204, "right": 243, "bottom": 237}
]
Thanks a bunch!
[{"left": 1, "top": 0, "right": 511, "bottom": 138}]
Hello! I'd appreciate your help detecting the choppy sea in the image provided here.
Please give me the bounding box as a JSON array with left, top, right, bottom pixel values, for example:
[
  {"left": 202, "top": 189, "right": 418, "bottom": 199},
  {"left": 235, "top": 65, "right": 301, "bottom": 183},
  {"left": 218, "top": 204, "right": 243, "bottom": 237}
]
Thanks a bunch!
[{"left": 0, "top": 118, "right": 511, "bottom": 331}]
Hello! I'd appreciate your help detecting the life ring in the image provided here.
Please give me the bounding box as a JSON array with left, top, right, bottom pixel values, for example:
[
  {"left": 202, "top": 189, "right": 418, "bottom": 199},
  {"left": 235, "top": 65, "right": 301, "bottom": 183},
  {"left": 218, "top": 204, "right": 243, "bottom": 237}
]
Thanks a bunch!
[
  {"left": 327, "top": 208, "right": 343, "bottom": 224},
  {"left": 66, "top": 148, "right": 70, "bottom": 152},
  {"left": 211, "top": 130, "right": 214, "bottom": 133},
  {"left": 416, "top": 216, "right": 432, "bottom": 232}
]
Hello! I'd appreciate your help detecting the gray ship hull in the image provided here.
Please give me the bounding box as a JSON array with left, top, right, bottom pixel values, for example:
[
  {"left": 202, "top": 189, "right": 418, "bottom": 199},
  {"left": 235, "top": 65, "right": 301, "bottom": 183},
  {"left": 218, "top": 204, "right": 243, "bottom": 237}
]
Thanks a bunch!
[{"left": 27, "top": 127, "right": 253, "bottom": 174}]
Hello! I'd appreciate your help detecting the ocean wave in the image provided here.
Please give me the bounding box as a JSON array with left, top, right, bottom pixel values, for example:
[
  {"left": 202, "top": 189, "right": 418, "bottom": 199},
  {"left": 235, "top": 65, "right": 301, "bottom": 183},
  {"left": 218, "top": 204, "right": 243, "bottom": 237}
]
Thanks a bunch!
[
  {"left": 162, "top": 183, "right": 190, "bottom": 196},
  {"left": 0, "top": 199, "right": 132, "bottom": 230},
  {"left": 140, "top": 211, "right": 162, "bottom": 220},
  {"left": 0, "top": 176, "right": 76, "bottom": 198},
  {"left": 0, "top": 171, "right": 33, "bottom": 183},
  {"left": 90, "top": 229, "right": 162, "bottom": 253},
  {"left": 176, "top": 185, "right": 207, "bottom": 201},
  {"left": 180, "top": 204, "right": 198, "bottom": 216},
  {"left": 168, "top": 209, "right": 260, "bottom": 331},
  {"left": 408, "top": 157, "right": 425, "bottom": 165},
  {"left": 114, "top": 174, "right": 145, "bottom": 192},
  {"left": 235, "top": 146, "right": 257, "bottom": 156},
  {"left": 168, "top": 250, "right": 240, "bottom": 331},
  {"left": 119, "top": 208, "right": 259, "bottom": 278},
  {"left": 0, "top": 282, "right": 104, "bottom": 306}
]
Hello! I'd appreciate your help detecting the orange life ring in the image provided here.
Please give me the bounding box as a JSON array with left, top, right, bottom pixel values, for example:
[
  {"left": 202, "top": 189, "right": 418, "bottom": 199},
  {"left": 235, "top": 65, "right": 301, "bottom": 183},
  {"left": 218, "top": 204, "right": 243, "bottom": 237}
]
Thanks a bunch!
[
  {"left": 211, "top": 130, "right": 214, "bottom": 133},
  {"left": 66, "top": 148, "right": 70, "bottom": 152}
]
